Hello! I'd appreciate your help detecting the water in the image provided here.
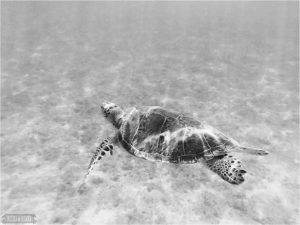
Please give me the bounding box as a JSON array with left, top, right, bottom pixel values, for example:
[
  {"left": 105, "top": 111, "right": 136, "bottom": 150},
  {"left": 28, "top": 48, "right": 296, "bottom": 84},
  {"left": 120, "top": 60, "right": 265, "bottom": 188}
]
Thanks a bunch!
[{"left": 1, "top": 2, "right": 299, "bottom": 224}]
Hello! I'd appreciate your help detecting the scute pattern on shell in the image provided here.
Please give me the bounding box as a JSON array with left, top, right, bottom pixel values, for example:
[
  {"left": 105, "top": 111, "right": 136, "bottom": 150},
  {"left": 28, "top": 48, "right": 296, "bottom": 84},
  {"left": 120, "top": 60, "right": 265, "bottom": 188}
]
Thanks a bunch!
[{"left": 119, "top": 107, "right": 235, "bottom": 163}]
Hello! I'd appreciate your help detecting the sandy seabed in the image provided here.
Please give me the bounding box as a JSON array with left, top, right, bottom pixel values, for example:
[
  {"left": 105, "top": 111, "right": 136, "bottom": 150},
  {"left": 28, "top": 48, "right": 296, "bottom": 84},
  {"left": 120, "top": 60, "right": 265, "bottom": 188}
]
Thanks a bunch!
[{"left": 1, "top": 2, "right": 299, "bottom": 225}]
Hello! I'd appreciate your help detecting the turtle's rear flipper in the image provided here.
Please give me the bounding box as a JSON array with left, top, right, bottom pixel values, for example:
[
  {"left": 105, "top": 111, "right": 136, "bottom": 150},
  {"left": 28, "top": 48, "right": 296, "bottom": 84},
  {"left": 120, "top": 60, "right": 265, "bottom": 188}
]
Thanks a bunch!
[
  {"left": 234, "top": 146, "right": 269, "bottom": 155},
  {"left": 205, "top": 155, "right": 246, "bottom": 185},
  {"left": 86, "top": 138, "right": 114, "bottom": 177}
]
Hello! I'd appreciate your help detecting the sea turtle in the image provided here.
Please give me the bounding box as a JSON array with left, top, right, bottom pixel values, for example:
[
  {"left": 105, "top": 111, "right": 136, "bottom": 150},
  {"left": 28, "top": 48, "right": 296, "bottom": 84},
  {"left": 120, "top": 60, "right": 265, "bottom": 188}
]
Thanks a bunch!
[{"left": 86, "top": 102, "right": 269, "bottom": 184}]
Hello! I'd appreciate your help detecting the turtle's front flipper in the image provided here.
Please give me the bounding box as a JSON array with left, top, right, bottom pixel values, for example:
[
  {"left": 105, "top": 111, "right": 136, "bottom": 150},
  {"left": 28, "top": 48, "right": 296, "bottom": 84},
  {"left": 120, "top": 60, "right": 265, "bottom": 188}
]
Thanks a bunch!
[
  {"left": 205, "top": 155, "right": 246, "bottom": 185},
  {"left": 86, "top": 135, "right": 117, "bottom": 177}
]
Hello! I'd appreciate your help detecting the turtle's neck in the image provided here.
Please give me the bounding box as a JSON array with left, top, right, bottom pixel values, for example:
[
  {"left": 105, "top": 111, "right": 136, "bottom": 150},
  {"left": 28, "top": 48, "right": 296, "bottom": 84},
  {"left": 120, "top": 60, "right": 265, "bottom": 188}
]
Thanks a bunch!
[{"left": 111, "top": 109, "right": 124, "bottom": 129}]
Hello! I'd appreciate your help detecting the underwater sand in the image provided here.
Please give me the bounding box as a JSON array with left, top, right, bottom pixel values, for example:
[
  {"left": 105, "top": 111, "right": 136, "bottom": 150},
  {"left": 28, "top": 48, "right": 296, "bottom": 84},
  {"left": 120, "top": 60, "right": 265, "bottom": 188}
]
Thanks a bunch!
[{"left": 1, "top": 2, "right": 299, "bottom": 224}]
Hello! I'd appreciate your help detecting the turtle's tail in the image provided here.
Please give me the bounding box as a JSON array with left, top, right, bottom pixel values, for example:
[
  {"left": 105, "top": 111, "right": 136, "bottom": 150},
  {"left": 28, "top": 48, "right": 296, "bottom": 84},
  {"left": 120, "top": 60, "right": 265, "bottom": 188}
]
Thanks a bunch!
[
  {"left": 205, "top": 155, "right": 246, "bottom": 184},
  {"left": 233, "top": 146, "right": 269, "bottom": 155}
]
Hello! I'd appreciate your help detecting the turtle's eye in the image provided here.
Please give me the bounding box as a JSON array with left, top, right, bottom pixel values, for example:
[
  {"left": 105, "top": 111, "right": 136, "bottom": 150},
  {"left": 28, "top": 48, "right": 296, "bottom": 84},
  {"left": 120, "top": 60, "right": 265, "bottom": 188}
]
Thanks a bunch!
[{"left": 103, "top": 106, "right": 114, "bottom": 117}]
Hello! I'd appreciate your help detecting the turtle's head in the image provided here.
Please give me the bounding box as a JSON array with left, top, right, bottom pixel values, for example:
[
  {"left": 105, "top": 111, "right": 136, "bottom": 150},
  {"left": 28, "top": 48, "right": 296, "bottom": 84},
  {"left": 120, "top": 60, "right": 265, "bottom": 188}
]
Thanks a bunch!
[{"left": 101, "top": 101, "right": 124, "bottom": 128}]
